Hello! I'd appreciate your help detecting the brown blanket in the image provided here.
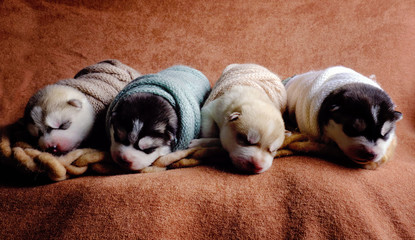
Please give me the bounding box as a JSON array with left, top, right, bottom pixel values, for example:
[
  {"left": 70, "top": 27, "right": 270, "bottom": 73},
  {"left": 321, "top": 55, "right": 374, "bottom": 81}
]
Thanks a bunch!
[{"left": 1, "top": 0, "right": 415, "bottom": 239}]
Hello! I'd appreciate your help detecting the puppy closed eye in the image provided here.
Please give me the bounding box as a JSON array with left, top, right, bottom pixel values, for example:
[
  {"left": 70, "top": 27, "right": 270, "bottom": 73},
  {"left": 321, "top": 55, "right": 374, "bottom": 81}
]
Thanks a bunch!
[
  {"left": 59, "top": 121, "right": 71, "bottom": 130},
  {"left": 46, "top": 121, "right": 72, "bottom": 133},
  {"left": 133, "top": 142, "right": 157, "bottom": 154},
  {"left": 143, "top": 147, "right": 157, "bottom": 154}
]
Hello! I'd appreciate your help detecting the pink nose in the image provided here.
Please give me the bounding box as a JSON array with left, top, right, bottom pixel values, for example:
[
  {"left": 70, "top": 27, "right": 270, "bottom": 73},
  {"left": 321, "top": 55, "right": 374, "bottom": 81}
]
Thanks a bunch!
[{"left": 245, "top": 159, "right": 264, "bottom": 174}]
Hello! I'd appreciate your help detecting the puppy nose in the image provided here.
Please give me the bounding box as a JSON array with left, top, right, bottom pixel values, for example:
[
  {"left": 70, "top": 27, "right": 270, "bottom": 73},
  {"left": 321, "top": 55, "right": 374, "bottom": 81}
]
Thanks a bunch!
[
  {"left": 246, "top": 160, "right": 263, "bottom": 174},
  {"left": 357, "top": 148, "right": 377, "bottom": 161},
  {"left": 116, "top": 155, "right": 132, "bottom": 167},
  {"left": 46, "top": 145, "right": 59, "bottom": 154}
]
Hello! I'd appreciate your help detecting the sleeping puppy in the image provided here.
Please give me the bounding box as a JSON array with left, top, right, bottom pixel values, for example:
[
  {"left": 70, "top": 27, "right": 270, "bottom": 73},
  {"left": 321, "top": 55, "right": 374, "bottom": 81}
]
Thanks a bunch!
[
  {"left": 25, "top": 85, "right": 94, "bottom": 154},
  {"left": 191, "top": 64, "right": 288, "bottom": 174},
  {"left": 23, "top": 59, "right": 140, "bottom": 154},
  {"left": 109, "top": 93, "right": 178, "bottom": 171},
  {"left": 195, "top": 86, "right": 286, "bottom": 174},
  {"left": 284, "top": 66, "right": 402, "bottom": 168},
  {"left": 106, "top": 65, "right": 211, "bottom": 172}
]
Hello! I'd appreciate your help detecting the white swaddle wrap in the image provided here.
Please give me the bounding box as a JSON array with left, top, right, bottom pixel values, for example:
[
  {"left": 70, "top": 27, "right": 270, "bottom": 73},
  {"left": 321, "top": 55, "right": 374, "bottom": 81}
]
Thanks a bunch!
[{"left": 284, "top": 66, "right": 382, "bottom": 139}]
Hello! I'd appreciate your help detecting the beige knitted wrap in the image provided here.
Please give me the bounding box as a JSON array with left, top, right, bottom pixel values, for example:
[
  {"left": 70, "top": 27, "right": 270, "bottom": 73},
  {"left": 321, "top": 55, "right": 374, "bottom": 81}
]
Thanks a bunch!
[
  {"left": 0, "top": 59, "right": 141, "bottom": 182},
  {"left": 204, "top": 64, "right": 287, "bottom": 111},
  {"left": 56, "top": 59, "right": 141, "bottom": 114}
]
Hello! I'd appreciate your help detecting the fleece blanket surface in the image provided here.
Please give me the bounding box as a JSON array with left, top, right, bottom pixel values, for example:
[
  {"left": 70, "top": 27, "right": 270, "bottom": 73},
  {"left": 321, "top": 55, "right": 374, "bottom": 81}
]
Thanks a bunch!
[
  {"left": 107, "top": 65, "right": 211, "bottom": 150},
  {"left": 1, "top": 0, "right": 415, "bottom": 239}
]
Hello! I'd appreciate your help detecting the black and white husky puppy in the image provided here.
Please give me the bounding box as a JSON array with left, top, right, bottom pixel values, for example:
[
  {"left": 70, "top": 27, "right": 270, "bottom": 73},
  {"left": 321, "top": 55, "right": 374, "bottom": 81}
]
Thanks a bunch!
[
  {"left": 108, "top": 93, "right": 178, "bottom": 171},
  {"left": 284, "top": 66, "right": 402, "bottom": 168},
  {"left": 106, "top": 65, "right": 210, "bottom": 172}
]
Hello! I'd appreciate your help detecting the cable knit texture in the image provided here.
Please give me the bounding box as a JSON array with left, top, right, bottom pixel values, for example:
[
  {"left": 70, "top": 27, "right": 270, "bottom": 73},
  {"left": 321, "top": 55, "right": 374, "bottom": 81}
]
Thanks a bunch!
[
  {"left": 107, "top": 65, "right": 211, "bottom": 151},
  {"left": 56, "top": 59, "right": 141, "bottom": 115},
  {"left": 284, "top": 66, "right": 382, "bottom": 138},
  {"left": 204, "top": 64, "right": 287, "bottom": 112}
]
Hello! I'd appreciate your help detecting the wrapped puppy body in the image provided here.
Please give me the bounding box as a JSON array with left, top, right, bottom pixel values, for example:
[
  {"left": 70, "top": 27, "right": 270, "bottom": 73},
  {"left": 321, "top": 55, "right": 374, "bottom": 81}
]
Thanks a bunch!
[
  {"left": 24, "top": 59, "right": 140, "bottom": 154},
  {"left": 192, "top": 64, "right": 287, "bottom": 174},
  {"left": 106, "top": 65, "right": 211, "bottom": 171},
  {"left": 284, "top": 66, "right": 402, "bottom": 169}
]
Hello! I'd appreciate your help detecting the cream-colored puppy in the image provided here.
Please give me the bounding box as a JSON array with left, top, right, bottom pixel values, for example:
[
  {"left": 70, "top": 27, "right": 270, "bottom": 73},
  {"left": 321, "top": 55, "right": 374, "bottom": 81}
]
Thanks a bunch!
[
  {"left": 192, "top": 85, "right": 285, "bottom": 173},
  {"left": 190, "top": 63, "right": 287, "bottom": 173}
]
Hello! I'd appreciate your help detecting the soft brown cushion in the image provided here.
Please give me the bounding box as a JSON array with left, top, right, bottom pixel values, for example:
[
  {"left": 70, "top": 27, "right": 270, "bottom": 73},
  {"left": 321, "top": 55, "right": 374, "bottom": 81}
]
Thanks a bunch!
[{"left": 1, "top": 0, "right": 414, "bottom": 239}]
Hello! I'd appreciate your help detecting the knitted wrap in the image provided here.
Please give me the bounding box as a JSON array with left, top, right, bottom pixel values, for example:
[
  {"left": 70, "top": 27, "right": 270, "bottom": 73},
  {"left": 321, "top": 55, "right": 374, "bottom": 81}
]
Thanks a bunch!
[
  {"left": 284, "top": 66, "right": 382, "bottom": 138},
  {"left": 56, "top": 59, "right": 141, "bottom": 114},
  {"left": 106, "top": 65, "right": 211, "bottom": 151},
  {"left": 204, "top": 64, "right": 287, "bottom": 111}
]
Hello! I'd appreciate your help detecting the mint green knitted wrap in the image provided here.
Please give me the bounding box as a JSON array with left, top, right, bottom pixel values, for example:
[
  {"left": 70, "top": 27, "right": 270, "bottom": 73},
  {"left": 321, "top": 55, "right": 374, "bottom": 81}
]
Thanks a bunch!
[{"left": 106, "top": 65, "right": 211, "bottom": 150}]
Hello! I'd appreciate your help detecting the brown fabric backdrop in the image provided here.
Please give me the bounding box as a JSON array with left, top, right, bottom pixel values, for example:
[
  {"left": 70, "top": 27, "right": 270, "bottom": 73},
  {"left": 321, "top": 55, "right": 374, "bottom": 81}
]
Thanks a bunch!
[{"left": 1, "top": 0, "right": 415, "bottom": 239}]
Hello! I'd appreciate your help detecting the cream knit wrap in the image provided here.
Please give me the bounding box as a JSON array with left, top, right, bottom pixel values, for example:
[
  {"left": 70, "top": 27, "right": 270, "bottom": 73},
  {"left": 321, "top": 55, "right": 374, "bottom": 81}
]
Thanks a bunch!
[
  {"left": 205, "top": 64, "right": 287, "bottom": 111},
  {"left": 284, "top": 66, "right": 382, "bottom": 139},
  {"left": 56, "top": 59, "right": 141, "bottom": 114}
]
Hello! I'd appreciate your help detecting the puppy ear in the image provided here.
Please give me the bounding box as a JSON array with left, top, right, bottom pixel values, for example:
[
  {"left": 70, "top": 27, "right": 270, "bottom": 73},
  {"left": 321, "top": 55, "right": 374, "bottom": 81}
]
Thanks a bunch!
[
  {"left": 393, "top": 111, "right": 403, "bottom": 122},
  {"left": 30, "top": 106, "right": 43, "bottom": 124},
  {"left": 166, "top": 125, "right": 177, "bottom": 146},
  {"left": 67, "top": 99, "right": 82, "bottom": 108},
  {"left": 114, "top": 126, "right": 127, "bottom": 142},
  {"left": 228, "top": 112, "right": 241, "bottom": 122}
]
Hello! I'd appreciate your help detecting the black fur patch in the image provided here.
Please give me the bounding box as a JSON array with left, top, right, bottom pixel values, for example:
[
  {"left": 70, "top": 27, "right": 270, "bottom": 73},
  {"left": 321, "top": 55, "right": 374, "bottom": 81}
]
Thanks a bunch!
[
  {"left": 318, "top": 83, "right": 402, "bottom": 141},
  {"left": 111, "top": 92, "right": 178, "bottom": 149}
]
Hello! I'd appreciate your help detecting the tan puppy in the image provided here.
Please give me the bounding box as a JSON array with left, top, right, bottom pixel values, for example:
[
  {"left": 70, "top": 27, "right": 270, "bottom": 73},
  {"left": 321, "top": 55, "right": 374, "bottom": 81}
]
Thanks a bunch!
[{"left": 191, "top": 64, "right": 287, "bottom": 173}]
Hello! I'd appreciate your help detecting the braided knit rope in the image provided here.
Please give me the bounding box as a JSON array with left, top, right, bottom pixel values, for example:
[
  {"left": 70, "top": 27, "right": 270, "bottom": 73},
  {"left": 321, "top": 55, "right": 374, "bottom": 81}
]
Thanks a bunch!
[
  {"left": 0, "top": 59, "right": 143, "bottom": 181},
  {"left": 0, "top": 122, "right": 108, "bottom": 181}
]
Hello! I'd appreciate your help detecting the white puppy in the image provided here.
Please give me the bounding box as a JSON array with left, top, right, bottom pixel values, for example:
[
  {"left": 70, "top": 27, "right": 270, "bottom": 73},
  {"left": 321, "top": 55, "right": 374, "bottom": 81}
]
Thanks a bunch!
[
  {"left": 25, "top": 85, "right": 95, "bottom": 154},
  {"left": 24, "top": 59, "right": 140, "bottom": 154}
]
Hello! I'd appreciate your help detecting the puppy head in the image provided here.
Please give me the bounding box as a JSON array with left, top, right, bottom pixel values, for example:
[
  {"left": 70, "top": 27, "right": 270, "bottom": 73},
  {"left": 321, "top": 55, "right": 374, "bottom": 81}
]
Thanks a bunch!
[
  {"left": 24, "top": 85, "right": 95, "bottom": 154},
  {"left": 319, "top": 83, "right": 402, "bottom": 165},
  {"left": 109, "top": 93, "right": 178, "bottom": 171},
  {"left": 220, "top": 103, "right": 285, "bottom": 174}
]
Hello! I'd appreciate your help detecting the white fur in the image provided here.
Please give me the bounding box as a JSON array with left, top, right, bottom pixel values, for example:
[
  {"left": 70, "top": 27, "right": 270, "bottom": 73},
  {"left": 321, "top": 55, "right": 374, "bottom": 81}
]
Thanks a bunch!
[
  {"left": 371, "top": 105, "right": 380, "bottom": 124},
  {"left": 323, "top": 120, "right": 394, "bottom": 164},
  {"left": 193, "top": 85, "right": 285, "bottom": 174},
  {"left": 27, "top": 85, "right": 94, "bottom": 153},
  {"left": 285, "top": 66, "right": 382, "bottom": 138},
  {"left": 110, "top": 127, "right": 171, "bottom": 171}
]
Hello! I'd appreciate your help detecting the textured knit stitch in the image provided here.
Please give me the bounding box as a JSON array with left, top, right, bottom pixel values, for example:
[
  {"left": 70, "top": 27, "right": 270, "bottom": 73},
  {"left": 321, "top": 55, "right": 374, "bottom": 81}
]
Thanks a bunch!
[
  {"left": 284, "top": 66, "right": 382, "bottom": 138},
  {"left": 204, "top": 64, "right": 287, "bottom": 112},
  {"left": 56, "top": 59, "right": 141, "bottom": 114},
  {"left": 107, "top": 65, "right": 211, "bottom": 151}
]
